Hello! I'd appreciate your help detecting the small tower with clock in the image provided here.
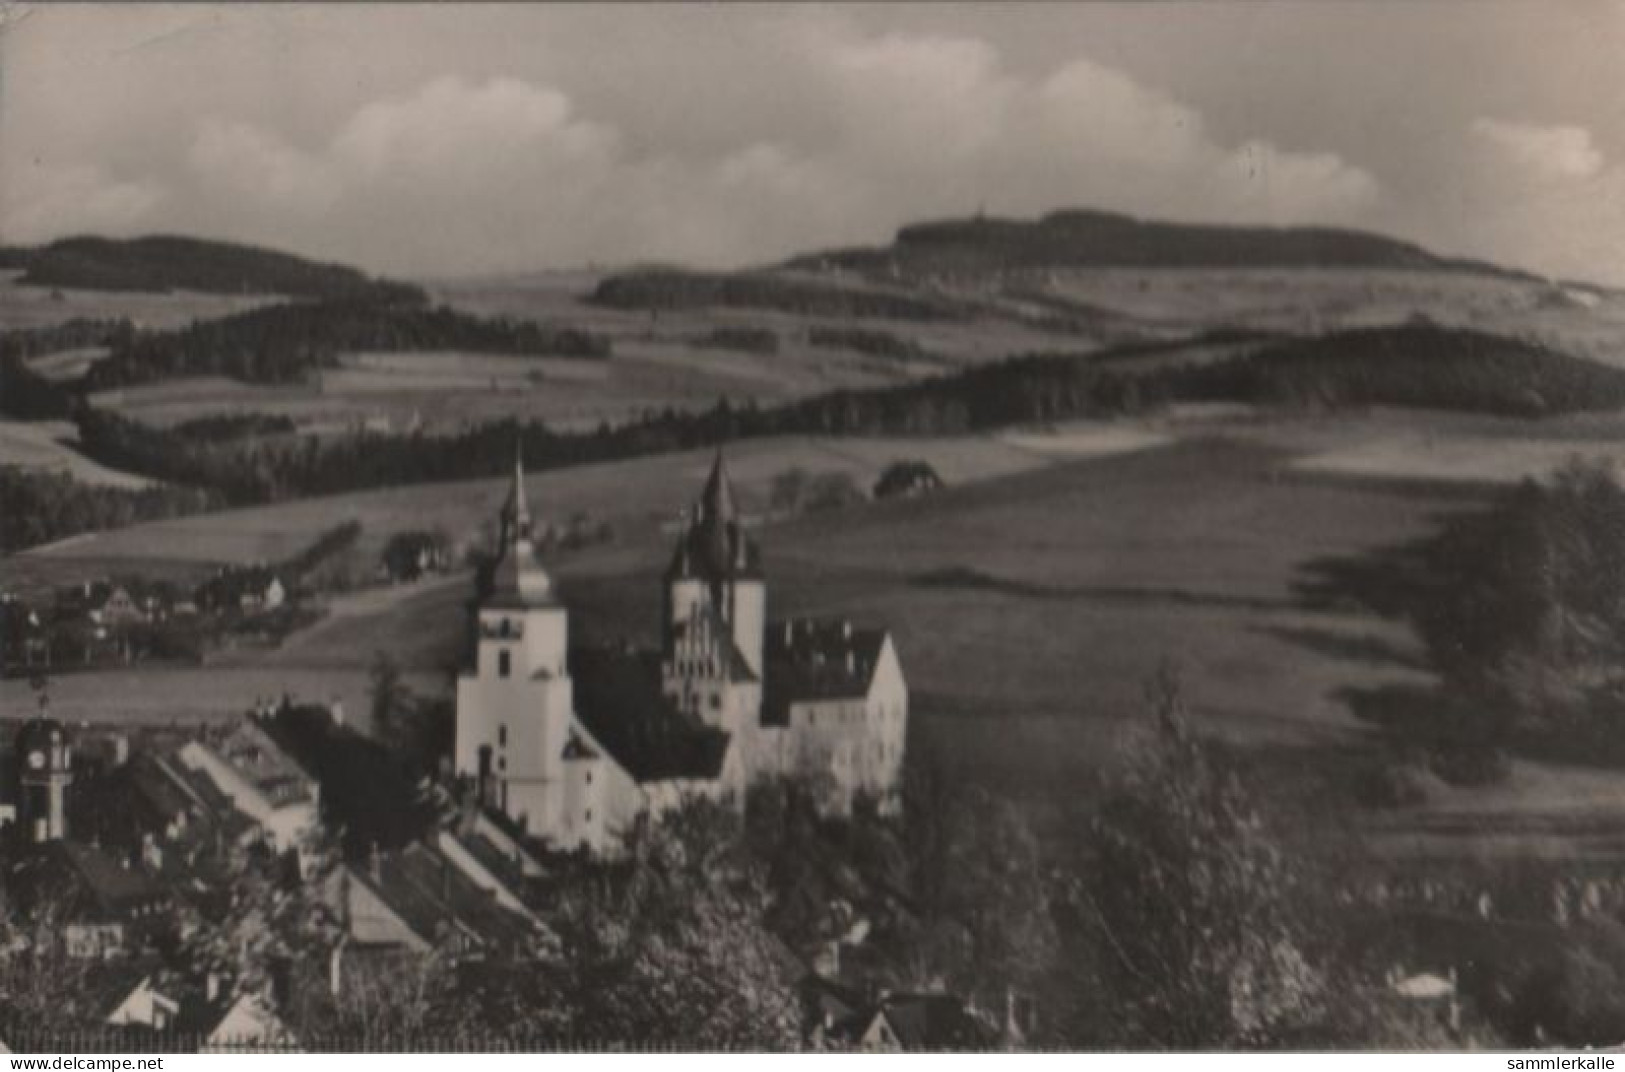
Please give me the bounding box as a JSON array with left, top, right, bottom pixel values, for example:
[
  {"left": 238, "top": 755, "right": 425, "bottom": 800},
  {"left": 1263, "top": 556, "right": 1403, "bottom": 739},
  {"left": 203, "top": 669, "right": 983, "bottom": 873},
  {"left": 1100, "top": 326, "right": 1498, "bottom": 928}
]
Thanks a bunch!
[{"left": 15, "top": 683, "right": 72, "bottom": 843}]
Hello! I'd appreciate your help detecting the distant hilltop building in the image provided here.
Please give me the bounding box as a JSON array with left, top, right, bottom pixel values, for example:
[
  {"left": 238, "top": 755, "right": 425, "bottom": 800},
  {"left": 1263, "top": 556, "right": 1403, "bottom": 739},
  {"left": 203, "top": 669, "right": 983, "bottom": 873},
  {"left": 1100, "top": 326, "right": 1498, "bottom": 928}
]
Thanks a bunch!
[{"left": 455, "top": 450, "right": 908, "bottom": 852}]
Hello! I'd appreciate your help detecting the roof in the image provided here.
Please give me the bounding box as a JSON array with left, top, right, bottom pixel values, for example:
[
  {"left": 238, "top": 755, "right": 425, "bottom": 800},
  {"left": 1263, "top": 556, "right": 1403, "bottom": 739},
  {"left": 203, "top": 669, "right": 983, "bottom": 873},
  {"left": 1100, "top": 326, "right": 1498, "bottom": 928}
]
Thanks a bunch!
[
  {"left": 83, "top": 959, "right": 171, "bottom": 1021},
  {"left": 10, "top": 841, "right": 170, "bottom": 924},
  {"left": 351, "top": 842, "right": 537, "bottom": 950},
  {"left": 197, "top": 718, "right": 316, "bottom": 810},
  {"left": 762, "top": 619, "right": 889, "bottom": 725},
  {"left": 666, "top": 451, "right": 763, "bottom": 583},
  {"left": 569, "top": 646, "right": 732, "bottom": 783},
  {"left": 867, "top": 993, "right": 991, "bottom": 1051}
]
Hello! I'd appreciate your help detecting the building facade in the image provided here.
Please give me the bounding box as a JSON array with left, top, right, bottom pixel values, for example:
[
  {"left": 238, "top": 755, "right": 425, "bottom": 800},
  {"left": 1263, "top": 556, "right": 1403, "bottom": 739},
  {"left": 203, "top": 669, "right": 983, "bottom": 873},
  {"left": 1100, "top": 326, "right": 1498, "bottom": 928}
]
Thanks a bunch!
[{"left": 454, "top": 450, "right": 908, "bottom": 852}]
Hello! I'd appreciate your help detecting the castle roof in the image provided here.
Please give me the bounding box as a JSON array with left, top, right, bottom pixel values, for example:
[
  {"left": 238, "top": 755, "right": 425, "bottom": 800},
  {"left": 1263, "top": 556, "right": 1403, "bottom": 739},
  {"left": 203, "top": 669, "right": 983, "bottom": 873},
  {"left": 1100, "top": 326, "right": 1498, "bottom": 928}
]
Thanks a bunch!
[
  {"left": 569, "top": 646, "right": 731, "bottom": 783},
  {"left": 666, "top": 451, "right": 762, "bottom": 584},
  {"left": 762, "top": 618, "right": 890, "bottom": 726}
]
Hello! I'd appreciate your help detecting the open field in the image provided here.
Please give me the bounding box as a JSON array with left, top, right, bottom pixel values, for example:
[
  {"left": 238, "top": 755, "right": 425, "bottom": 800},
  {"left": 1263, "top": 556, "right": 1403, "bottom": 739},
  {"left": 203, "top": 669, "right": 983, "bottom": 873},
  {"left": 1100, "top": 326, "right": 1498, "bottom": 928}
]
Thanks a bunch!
[
  {"left": 0, "top": 418, "right": 154, "bottom": 488},
  {"left": 7, "top": 431, "right": 1115, "bottom": 569}
]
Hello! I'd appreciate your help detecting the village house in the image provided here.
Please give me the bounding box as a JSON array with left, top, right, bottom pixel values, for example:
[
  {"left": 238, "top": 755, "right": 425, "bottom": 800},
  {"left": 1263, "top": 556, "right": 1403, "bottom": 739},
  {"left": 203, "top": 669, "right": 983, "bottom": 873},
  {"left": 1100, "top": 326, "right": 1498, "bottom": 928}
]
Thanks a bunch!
[
  {"left": 324, "top": 840, "right": 544, "bottom": 956},
  {"left": 453, "top": 450, "right": 909, "bottom": 853},
  {"left": 5, "top": 839, "right": 173, "bottom": 958},
  {"left": 176, "top": 717, "right": 319, "bottom": 861}
]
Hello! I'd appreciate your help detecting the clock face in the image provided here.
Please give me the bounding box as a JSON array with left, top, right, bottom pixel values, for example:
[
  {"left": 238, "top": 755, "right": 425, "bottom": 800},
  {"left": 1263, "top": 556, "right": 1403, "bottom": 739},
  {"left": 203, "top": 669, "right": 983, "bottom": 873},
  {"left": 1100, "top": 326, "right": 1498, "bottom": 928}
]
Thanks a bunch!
[{"left": 26, "top": 750, "right": 45, "bottom": 770}]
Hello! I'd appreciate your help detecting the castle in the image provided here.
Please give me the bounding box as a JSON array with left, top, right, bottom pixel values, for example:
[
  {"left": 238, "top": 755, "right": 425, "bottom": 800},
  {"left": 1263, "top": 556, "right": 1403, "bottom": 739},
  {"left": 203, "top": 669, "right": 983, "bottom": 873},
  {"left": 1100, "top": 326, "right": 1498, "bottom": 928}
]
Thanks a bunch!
[{"left": 454, "top": 451, "right": 908, "bottom": 852}]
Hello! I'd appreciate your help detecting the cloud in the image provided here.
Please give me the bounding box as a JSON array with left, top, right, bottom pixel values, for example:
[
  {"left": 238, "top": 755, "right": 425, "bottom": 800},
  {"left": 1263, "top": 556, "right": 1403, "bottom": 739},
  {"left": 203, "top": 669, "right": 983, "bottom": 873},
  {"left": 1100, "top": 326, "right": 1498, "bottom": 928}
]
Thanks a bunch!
[
  {"left": 18, "top": 17, "right": 1384, "bottom": 275},
  {"left": 1, "top": 162, "right": 164, "bottom": 244},
  {"left": 1471, "top": 118, "right": 1604, "bottom": 182}
]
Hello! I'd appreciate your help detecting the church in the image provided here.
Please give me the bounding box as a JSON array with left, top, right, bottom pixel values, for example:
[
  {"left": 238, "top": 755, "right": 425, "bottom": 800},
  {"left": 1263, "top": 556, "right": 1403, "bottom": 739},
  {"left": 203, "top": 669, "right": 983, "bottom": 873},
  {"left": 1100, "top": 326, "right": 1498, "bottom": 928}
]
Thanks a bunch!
[{"left": 454, "top": 451, "right": 908, "bottom": 853}]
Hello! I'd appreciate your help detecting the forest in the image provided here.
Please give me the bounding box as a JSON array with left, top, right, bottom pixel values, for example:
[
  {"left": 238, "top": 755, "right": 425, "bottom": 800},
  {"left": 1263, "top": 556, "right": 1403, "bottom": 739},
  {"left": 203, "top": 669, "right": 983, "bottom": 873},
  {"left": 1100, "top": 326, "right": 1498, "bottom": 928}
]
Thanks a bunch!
[
  {"left": 10, "top": 323, "right": 1615, "bottom": 553},
  {"left": 5, "top": 234, "right": 419, "bottom": 301},
  {"left": 82, "top": 297, "right": 611, "bottom": 388}
]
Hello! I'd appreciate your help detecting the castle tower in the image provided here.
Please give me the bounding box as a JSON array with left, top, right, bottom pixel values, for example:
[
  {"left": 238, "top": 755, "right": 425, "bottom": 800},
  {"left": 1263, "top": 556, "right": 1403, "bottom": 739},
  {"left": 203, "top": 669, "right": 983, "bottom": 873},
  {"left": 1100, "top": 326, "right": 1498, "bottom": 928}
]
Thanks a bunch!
[
  {"left": 665, "top": 450, "right": 765, "bottom": 678},
  {"left": 15, "top": 713, "right": 72, "bottom": 843},
  {"left": 454, "top": 448, "right": 575, "bottom": 830}
]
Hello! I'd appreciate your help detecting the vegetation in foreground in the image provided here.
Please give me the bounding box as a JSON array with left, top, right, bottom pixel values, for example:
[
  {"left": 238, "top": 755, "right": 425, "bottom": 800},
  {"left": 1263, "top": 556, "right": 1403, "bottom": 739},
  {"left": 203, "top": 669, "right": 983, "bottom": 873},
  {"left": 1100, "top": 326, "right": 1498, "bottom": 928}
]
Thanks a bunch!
[{"left": 1304, "top": 457, "right": 1625, "bottom": 782}]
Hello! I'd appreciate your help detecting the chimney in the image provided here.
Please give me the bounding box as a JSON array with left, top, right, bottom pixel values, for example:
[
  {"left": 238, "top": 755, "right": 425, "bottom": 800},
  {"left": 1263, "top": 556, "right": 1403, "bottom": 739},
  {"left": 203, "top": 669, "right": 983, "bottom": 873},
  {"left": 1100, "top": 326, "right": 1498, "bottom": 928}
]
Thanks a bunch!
[
  {"left": 206, "top": 972, "right": 221, "bottom": 1003},
  {"left": 367, "top": 842, "right": 382, "bottom": 882},
  {"left": 113, "top": 735, "right": 130, "bottom": 766},
  {"left": 842, "top": 619, "right": 852, "bottom": 641}
]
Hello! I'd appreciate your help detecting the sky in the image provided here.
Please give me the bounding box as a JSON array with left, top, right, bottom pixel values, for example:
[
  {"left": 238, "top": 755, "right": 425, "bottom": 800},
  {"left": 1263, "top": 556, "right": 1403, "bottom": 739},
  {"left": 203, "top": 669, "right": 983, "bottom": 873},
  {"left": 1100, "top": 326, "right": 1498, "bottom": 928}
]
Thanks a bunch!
[{"left": 2, "top": 2, "right": 1622, "bottom": 283}]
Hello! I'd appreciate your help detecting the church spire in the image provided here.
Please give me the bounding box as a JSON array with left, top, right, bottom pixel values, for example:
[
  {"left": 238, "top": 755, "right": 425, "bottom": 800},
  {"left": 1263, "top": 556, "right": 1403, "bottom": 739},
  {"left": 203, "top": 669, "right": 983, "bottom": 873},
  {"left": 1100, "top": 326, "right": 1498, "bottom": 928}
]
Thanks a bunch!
[
  {"left": 503, "top": 441, "right": 531, "bottom": 544},
  {"left": 490, "top": 438, "right": 555, "bottom": 605}
]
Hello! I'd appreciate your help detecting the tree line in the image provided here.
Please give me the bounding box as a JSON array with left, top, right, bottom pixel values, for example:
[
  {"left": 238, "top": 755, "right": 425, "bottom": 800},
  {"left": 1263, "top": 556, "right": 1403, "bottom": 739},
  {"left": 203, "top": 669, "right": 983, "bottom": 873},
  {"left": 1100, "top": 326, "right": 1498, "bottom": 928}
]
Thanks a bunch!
[{"left": 82, "top": 297, "right": 611, "bottom": 389}]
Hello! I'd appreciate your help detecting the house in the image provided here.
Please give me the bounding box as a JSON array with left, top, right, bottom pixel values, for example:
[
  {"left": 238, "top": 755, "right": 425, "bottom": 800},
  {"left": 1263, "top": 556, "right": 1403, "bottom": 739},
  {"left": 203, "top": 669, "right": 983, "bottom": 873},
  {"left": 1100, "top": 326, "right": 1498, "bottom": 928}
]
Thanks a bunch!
[
  {"left": 855, "top": 992, "right": 993, "bottom": 1052},
  {"left": 454, "top": 449, "right": 907, "bottom": 853},
  {"left": 195, "top": 567, "right": 286, "bottom": 616},
  {"left": 89, "top": 585, "right": 146, "bottom": 628},
  {"left": 754, "top": 618, "right": 908, "bottom": 815},
  {"left": 872, "top": 460, "right": 944, "bottom": 500},
  {"left": 6, "top": 840, "right": 173, "bottom": 958},
  {"left": 326, "top": 840, "right": 544, "bottom": 956},
  {"left": 431, "top": 812, "right": 548, "bottom": 919},
  {"left": 0, "top": 595, "right": 51, "bottom": 671},
  {"left": 69, "top": 749, "right": 259, "bottom": 901},
  {"left": 177, "top": 717, "right": 319, "bottom": 858},
  {"left": 90, "top": 961, "right": 182, "bottom": 1032},
  {"left": 379, "top": 531, "right": 450, "bottom": 583},
  {"left": 175, "top": 979, "right": 295, "bottom": 1052}
]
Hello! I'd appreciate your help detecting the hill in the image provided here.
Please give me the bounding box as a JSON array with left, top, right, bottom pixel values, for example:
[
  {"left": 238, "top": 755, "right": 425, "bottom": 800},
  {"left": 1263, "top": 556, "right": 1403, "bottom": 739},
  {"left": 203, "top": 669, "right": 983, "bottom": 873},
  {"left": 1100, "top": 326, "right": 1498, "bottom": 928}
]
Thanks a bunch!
[
  {"left": 768, "top": 325, "right": 1625, "bottom": 435},
  {"left": 587, "top": 268, "right": 964, "bottom": 321},
  {"left": 6, "top": 235, "right": 419, "bottom": 302},
  {"left": 788, "top": 208, "right": 1533, "bottom": 282}
]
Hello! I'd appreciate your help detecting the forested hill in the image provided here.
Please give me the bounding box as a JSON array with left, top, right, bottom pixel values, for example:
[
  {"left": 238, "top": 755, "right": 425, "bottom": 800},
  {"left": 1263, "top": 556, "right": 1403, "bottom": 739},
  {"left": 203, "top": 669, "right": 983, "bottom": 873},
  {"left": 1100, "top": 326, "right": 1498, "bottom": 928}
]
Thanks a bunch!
[
  {"left": 2, "top": 235, "right": 419, "bottom": 301},
  {"left": 786, "top": 209, "right": 1531, "bottom": 281}
]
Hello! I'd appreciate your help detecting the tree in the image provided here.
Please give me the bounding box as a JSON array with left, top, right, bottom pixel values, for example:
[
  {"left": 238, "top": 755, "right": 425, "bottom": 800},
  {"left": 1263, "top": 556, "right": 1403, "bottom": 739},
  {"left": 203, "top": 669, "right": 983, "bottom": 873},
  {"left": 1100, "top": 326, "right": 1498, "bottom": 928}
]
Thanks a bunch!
[
  {"left": 1080, "top": 668, "right": 1324, "bottom": 1048},
  {"left": 549, "top": 799, "right": 803, "bottom": 1049},
  {"left": 369, "top": 650, "right": 405, "bottom": 739}
]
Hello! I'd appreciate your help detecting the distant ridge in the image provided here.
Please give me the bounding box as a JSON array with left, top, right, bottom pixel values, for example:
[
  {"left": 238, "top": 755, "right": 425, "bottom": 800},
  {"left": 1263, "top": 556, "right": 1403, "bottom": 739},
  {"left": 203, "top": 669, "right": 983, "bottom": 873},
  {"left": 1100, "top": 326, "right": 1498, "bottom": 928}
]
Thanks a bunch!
[
  {"left": 0, "top": 234, "right": 419, "bottom": 302},
  {"left": 786, "top": 208, "right": 1535, "bottom": 281}
]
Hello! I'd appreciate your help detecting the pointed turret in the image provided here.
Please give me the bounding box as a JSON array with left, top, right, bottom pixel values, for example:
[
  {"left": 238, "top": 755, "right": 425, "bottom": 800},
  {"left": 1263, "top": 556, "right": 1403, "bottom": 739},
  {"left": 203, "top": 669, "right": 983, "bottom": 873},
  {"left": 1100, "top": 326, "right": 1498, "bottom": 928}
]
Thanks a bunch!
[
  {"left": 666, "top": 449, "right": 760, "bottom": 583},
  {"left": 699, "top": 450, "right": 738, "bottom": 527}
]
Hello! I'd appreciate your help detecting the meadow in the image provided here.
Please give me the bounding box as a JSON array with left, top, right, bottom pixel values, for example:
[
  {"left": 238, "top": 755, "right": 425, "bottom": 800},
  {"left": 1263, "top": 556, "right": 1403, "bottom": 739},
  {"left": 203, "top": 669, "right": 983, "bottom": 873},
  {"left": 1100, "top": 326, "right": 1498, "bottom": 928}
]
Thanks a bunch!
[{"left": 11, "top": 413, "right": 1625, "bottom": 861}]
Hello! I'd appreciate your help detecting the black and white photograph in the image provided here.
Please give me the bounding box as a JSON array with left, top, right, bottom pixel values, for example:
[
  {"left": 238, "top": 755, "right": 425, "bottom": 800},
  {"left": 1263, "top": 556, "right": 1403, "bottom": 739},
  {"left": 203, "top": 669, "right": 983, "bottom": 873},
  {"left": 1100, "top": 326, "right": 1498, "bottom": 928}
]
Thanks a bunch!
[{"left": 1, "top": 0, "right": 1624, "bottom": 1055}]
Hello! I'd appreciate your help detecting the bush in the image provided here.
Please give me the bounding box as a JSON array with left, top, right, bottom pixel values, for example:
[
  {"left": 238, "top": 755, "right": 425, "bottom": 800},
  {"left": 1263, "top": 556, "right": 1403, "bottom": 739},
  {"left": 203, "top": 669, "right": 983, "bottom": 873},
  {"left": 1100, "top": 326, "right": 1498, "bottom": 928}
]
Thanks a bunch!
[
  {"left": 1428, "top": 743, "right": 1511, "bottom": 788},
  {"left": 1354, "top": 756, "right": 1435, "bottom": 808}
]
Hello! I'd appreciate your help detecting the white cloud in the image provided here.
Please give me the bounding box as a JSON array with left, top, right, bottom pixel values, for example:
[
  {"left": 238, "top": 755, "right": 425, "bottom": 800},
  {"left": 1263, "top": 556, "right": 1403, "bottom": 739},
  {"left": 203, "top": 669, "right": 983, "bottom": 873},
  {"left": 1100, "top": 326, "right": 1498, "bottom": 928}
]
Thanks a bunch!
[
  {"left": 22, "top": 19, "right": 1383, "bottom": 274},
  {"left": 1471, "top": 118, "right": 1604, "bottom": 181},
  {"left": 0, "top": 162, "right": 164, "bottom": 244}
]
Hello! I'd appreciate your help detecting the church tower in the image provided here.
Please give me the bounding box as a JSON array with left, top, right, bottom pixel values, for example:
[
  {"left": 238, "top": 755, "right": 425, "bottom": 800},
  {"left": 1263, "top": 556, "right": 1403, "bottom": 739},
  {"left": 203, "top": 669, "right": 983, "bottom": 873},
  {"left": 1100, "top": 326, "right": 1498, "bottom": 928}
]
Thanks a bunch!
[
  {"left": 454, "top": 449, "right": 575, "bottom": 830},
  {"left": 661, "top": 451, "right": 763, "bottom": 789},
  {"left": 15, "top": 712, "right": 72, "bottom": 844},
  {"left": 665, "top": 451, "right": 765, "bottom": 678}
]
